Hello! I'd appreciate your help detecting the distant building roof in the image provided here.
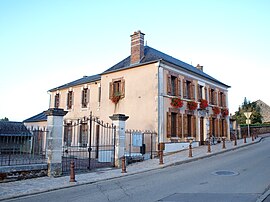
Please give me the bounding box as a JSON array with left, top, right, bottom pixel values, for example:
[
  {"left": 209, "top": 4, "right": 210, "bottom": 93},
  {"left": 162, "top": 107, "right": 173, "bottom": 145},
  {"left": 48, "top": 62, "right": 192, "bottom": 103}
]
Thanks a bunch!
[
  {"left": 23, "top": 111, "right": 47, "bottom": 123},
  {"left": 49, "top": 74, "right": 101, "bottom": 92},
  {"left": 0, "top": 121, "right": 32, "bottom": 137},
  {"left": 103, "top": 46, "right": 230, "bottom": 88}
]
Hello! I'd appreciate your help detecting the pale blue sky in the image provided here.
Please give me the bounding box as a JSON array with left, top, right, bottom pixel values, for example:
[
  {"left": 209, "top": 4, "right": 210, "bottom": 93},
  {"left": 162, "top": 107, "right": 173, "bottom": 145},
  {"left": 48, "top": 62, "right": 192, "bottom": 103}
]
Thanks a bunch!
[{"left": 1, "top": 0, "right": 269, "bottom": 121}]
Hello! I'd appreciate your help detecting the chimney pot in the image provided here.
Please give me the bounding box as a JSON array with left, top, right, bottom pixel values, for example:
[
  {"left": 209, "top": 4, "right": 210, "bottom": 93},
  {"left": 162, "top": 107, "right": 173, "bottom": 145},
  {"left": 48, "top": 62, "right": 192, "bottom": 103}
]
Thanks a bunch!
[{"left": 196, "top": 64, "right": 203, "bottom": 71}]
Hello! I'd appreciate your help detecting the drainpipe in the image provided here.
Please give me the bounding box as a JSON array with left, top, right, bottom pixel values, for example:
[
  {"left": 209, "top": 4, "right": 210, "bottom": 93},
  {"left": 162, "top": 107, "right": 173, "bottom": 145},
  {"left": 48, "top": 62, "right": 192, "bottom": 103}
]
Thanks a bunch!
[{"left": 157, "top": 60, "right": 162, "bottom": 144}]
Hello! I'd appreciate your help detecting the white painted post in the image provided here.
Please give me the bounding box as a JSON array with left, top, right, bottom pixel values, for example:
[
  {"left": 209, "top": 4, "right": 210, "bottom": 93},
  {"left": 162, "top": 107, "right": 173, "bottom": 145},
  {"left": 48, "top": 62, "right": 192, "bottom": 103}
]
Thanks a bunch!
[
  {"left": 109, "top": 114, "right": 129, "bottom": 168},
  {"left": 45, "top": 108, "right": 68, "bottom": 177}
]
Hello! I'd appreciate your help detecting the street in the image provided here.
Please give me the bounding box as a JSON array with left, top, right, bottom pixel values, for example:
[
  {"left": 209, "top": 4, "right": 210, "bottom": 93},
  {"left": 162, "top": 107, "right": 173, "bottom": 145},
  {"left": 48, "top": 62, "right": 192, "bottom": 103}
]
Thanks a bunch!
[{"left": 4, "top": 137, "right": 270, "bottom": 202}]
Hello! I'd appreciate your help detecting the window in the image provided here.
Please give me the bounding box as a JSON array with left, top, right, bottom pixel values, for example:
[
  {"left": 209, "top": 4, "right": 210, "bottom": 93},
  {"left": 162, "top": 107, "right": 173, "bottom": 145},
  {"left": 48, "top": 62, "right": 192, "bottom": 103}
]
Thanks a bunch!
[
  {"left": 183, "top": 114, "right": 196, "bottom": 138},
  {"left": 167, "top": 111, "right": 182, "bottom": 138},
  {"left": 67, "top": 91, "right": 73, "bottom": 109},
  {"left": 210, "top": 89, "right": 216, "bottom": 105},
  {"left": 198, "top": 85, "right": 203, "bottom": 101},
  {"left": 167, "top": 74, "right": 180, "bottom": 96},
  {"left": 185, "top": 80, "right": 192, "bottom": 99},
  {"left": 171, "top": 112, "right": 177, "bottom": 137},
  {"left": 81, "top": 88, "right": 89, "bottom": 108},
  {"left": 79, "top": 123, "right": 88, "bottom": 147},
  {"left": 109, "top": 78, "right": 125, "bottom": 99},
  {"left": 219, "top": 92, "right": 226, "bottom": 107},
  {"left": 64, "top": 123, "right": 72, "bottom": 146},
  {"left": 54, "top": 93, "right": 60, "bottom": 108}
]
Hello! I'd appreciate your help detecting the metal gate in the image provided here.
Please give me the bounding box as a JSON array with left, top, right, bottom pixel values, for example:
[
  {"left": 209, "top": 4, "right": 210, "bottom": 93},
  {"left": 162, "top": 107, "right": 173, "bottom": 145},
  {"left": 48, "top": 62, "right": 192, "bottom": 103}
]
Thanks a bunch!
[{"left": 62, "top": 114, "right": 116, "bottom": 173}]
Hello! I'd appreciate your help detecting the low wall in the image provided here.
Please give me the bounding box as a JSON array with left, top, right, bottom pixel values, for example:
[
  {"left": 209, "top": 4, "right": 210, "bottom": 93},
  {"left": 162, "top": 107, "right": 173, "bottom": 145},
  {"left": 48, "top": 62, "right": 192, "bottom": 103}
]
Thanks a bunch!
[
  {"left": 240, "top": 125, "right": 270, "bottom": 136},
  {"left": 164, "top": 142, "right": 199, "bottom": 154},
  {"left": 0, "top": 164, "right": 47, "bottom": 182}
]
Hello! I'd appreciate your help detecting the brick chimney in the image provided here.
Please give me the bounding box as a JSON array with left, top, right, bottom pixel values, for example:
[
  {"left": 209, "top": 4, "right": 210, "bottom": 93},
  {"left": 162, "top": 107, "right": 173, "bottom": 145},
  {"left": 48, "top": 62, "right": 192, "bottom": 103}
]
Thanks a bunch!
[
  {"left": 130, "top": 30, "right": 145, "bottom": 65},
  {"left": 196, "top": 64, "right": 203, "bottom": 71}
]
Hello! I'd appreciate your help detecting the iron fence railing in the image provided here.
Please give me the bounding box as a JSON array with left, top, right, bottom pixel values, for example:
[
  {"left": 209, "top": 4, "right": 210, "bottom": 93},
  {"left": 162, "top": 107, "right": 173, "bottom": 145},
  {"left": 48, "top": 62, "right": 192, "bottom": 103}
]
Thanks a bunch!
[{"left": 0, "top": 129, "right": 47, "bottom": 166}]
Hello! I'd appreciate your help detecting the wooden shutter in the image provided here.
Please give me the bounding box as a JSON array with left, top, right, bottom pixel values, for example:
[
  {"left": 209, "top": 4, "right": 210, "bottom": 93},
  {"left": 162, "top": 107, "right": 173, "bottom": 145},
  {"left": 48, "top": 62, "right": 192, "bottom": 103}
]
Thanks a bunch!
[
  {"left": 219, "top": 119, "right": 222, "bottom": 137},
  {"left": 177, "top": 113, "right": 182, "bottom": 138},
  {"left": 183, "top": 114, "right": 188, "bottom": 137},
  {"left": 175, "top": 77, "right": 179, "bottom": 97},
  {"left": 223, "top": 94, "right": 226, "bottom": 107},
  {"left": 197, "top": 84, "right": 200, "bottom": 101},
  {"left": 209, "top": 118, "right": 213, "bottom": 136},
  {"left": 224, "top": 120, "right": 228, "bottom": 137},
  {"left": 167, "top": 75, "right": 172, "bottom": 95},
  {"left": 215, "top": 118, "right": 219, "bottom": 137},
  {"left": 214, "top": 91, "right": 217, "bottom": 105},
  {"left": 178, "top": 78, "right": 182, "bottom": 97},
  {"left": 190, "top": 82, "right": 195, "bottom": 100},
  {"left": 109, "top": 82, "right": 113, "bottom": 99},
  {"left": 121, "top": 79, "right": 125, "bottom": 98},
  {"left": 87, "top": 88, "right": 90, "bottom": 103},
  {"left": 167, "top": 112, "right": 171, "bottom": 138},
  {"left": 183, "top": 79, "right": 187, "bottom": 98},
  {"left": 204, "top": 87, "right": 208, "bottom": 101},
  {"left": 191, "top": 115, "right": 196, "bottom": 138}
]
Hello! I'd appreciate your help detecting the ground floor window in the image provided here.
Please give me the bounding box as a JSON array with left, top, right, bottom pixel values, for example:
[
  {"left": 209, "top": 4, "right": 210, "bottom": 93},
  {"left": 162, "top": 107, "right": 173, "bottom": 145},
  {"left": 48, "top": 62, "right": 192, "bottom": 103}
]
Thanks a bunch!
[{"left": 64, "top": 123, "right": 72, "bottom": 146}]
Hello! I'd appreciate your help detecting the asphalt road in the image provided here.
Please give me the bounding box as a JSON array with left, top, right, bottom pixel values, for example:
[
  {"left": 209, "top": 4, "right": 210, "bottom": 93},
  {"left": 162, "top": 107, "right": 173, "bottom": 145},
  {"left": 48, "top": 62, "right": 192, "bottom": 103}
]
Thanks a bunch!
[{"left": 5, "top": 137, "right": 270, "bottom": 202}]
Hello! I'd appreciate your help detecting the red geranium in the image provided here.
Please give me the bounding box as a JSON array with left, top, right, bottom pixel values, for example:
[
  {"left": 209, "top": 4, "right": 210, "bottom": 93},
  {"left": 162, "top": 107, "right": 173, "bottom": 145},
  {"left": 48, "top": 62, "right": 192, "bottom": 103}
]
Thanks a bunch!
[
  {"left": 212, "top": 106, "right": 221, "bottom": 115},
  {"left": 171, "top": 98, "right": 183, "bottom": 108},
  {"left": 200, "top": 99, "right": 208, "bottom": 110},
  {"left": 222, "top": 108, "right": 229, "bottom": 117},
  {"left": 187, "top": 101, "right": 198, "bottom": 111}
]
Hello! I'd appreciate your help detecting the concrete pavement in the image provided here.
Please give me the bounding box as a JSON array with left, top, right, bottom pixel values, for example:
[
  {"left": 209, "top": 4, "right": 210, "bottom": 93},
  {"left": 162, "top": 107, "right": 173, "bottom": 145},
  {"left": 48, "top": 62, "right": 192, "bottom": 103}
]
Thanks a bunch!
[{"left": 0, "top": 134, "right": 269, "bottom": 201}]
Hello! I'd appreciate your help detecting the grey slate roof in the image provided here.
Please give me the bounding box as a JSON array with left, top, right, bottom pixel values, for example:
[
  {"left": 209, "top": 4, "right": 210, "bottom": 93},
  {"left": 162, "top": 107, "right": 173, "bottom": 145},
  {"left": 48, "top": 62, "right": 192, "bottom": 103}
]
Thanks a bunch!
[
  {"left": 49, "top": 74, "right": 101, "bottom": 92},
  {"left": 23, "top": 112, "right": 47, "bottom": 123},
  {"left": 103, "top": 46, "right": 230, "bottom": 87},
  {"left": 0, "top": 121, "right": 32, "bottom": 137}
]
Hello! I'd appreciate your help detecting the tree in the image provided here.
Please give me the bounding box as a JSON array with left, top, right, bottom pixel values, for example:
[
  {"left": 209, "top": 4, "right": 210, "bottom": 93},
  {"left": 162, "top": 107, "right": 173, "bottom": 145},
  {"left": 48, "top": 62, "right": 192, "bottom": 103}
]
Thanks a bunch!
[
  {"left": 0, "top": 117, "right": 9, "bottom": 121},
  {"left": 233, "top": 98, "right": 262, "bottom": 124}
]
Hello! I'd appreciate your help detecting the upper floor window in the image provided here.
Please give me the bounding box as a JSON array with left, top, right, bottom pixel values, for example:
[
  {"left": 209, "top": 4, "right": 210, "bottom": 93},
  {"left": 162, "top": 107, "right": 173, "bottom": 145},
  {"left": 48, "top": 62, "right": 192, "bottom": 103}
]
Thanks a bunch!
[
  {"left": 67, "top": 91, "right": 73, "bottom": 109},
  {"left": 197, "top": 85, "right": 203, "bottom": 101},
  {"left": 184, "top": 80, "right": 193, "bottom": 100},
  {"left": 219, "top": 92, "right": 226, "bottom": 107},
  {"left": 167, "top": 74, "right": 180, "bottom": 97},
  {"left": 54, "top": 93, "right": 60, "bottom": 108},
  {"left": 109, "top": 78, "right": 125, "bottom": 99},
  {"left": 209, "top": 88, "right": 216, "bottom": 105},
  {"left": 81, "top": 88, "right": 89, "bottom": 108}
]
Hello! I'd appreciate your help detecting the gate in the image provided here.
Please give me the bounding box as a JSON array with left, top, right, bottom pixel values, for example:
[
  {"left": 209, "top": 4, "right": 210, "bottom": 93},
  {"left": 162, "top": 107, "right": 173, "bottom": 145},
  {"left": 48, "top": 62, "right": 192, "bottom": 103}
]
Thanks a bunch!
[{"left": 62, "top": 114, "right": 116, "bottom": 173}]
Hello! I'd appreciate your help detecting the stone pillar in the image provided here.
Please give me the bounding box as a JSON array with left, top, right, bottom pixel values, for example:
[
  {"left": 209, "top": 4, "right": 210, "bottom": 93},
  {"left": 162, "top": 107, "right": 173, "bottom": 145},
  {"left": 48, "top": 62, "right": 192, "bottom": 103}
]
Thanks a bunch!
[
  {"left": 45, "top": 108, "right": 68, "bottom": 177},
  {"left": 109, "top": 114, "right": 129, "bottom": 168}
]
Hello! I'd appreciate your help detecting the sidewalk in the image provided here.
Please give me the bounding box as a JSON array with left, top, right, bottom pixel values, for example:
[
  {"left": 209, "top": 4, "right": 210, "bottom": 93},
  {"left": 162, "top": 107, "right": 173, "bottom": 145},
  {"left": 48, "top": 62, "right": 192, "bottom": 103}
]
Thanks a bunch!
[{"left": 0, "top": 134, "right": 269, "bottom": 201}]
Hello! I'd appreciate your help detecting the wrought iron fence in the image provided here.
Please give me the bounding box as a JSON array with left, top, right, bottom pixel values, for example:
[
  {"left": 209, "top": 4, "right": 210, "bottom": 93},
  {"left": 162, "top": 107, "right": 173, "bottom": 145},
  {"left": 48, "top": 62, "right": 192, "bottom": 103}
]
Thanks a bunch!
[
  {"left": 125, "top": 130, "right": 158, "bottom": 163},
  {"left": 0, "top": 129, "right": 47, "bottom": 166},
  {"left": 62, "top": 114, "right": 116, "bottom": 173}
]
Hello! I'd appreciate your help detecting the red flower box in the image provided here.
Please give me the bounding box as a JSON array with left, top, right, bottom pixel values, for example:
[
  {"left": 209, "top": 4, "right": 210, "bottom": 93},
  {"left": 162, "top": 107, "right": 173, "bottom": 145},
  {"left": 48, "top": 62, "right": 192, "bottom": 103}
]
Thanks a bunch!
[
  {"left": 212, "top": 106, "right": 221, "bottom": 115},
  {"left": 200, "top": 99, "right": 208, "bottom": 110},
  {"left": 111, "top": 95, "right": 121, "bottom": 103},
  {"left": 187, "top": 101, "right": 198, "bottom": 111},
  {"left": 171, "top": 98, "right": 183, "bottom": 108}
]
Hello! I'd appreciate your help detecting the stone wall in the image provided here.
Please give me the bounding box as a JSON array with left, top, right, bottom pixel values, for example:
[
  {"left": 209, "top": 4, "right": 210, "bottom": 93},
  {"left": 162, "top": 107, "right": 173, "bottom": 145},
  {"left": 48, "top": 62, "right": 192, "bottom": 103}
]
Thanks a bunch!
[{"left": 240, "top": 125, "right": 270, "bottom": 136}]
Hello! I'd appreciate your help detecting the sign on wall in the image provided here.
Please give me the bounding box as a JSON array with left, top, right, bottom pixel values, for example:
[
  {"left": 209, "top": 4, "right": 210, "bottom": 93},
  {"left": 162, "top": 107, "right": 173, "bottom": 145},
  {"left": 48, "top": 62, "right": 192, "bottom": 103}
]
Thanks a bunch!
[{"left": 132, "top": 132, "right": 143, "bottom": 147}]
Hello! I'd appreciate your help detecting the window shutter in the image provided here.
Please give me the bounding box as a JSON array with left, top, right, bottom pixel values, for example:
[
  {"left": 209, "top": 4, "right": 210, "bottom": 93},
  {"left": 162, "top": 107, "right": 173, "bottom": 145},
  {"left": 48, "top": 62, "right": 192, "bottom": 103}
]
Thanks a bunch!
[
  {"left": 197, "top": 84, "right": 200, "bottom": 101},
  {"left": 175, "top": 77, "right": 179, "bottom": 97},
  {"left": 224, "top": 120, "right": 228, "bottom": 137},
  {"left": 167, "top": 75, "right": 172, "bottom": 95},
  {"left": 214, "top": 91, "right": 217, "bottom": 105},
  {"left": 209, "top": 118, "right": 213, "bottom": 136},
  {"left": 219, "top": 119, "right": 222, "bottom": 137},
  {"left": 71, "top": 91, "right": 74, "bottom": 106},
  {"left": 121, "top": 79, "right": 125, "bottom": 98},
  {"left": 177, "top": 113, "right": 182, "bottom": 138},
  {"left": 209, "top": 88, "right": 212, "bottom": 104},
  {"left": 215, "top": 118, "right": 219, "bottom": 137},
  {"left": 86, "top": 89, "right": 90, "bottom": 103},
  {"left": 223, "top": 94, "right": 226, "bottom": 107},
  {"left": 204, "top": 87, "right": 208, "bottom": 101},
  {"left": 183, "top": 114, "right": 188, "bottom": 137},
  {"left": 178, "top": 78, "right": 182, "bottom": 97},
  {"left": 183, "top": 80, "right": 187, "bottom": 98},
  {"left": 191, "top": 115, "right": 196, "bottom": 138},
  {"left": 191, "top": 83, "right": 195, "bottom": 100},
  {"left": 109, "top": 82, "right": 113, "bottom": 99},
  {"left": 167, "top": 112, "right": 171, "bottom": 138}
]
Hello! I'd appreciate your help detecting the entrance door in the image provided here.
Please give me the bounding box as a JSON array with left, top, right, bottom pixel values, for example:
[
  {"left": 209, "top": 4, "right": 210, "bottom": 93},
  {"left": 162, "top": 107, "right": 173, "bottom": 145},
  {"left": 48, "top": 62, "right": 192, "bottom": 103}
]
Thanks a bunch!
[{"left": 200, "top": 117, "right": 204, "bottom": 145}]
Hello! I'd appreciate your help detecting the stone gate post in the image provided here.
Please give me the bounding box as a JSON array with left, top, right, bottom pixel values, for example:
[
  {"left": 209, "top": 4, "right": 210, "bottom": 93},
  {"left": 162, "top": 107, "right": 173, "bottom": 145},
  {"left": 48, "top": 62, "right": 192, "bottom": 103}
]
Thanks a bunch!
[
  {"left": 109, "top": 114, "right": 129, "bottom": 168},
  {"left": 45, "top": 108, "right": 67, "bottom": 177}
]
